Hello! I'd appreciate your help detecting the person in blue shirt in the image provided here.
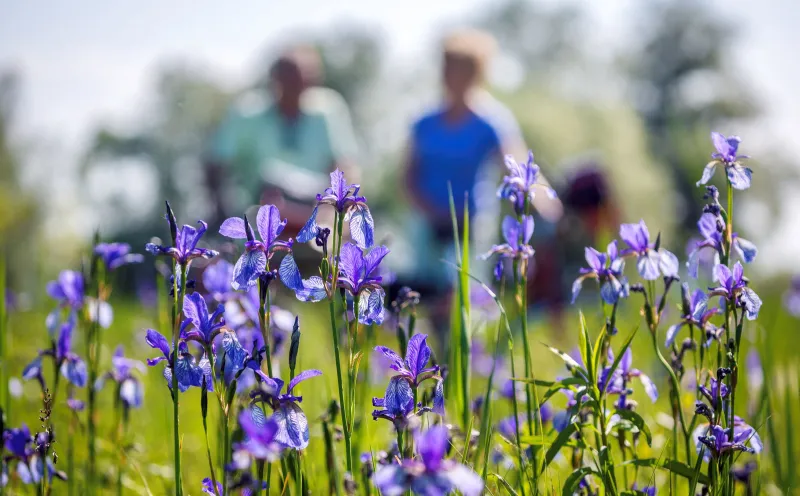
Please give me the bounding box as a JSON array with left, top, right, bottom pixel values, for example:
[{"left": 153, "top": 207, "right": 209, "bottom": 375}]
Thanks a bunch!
[{"left": 401, "top": 29, "right": 561, "bottom": 327}]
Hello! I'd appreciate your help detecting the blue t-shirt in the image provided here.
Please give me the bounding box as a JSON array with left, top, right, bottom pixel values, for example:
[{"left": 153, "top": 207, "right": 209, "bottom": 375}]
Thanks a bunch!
[{"left": 411, "top": 109, "right": 502, "bottom": 218}]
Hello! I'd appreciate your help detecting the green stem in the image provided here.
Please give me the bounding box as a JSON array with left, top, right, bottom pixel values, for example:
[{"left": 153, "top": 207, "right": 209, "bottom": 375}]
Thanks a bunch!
[
  {"left": 171, "top": 262, "right": 188, "bottom": 496},
  {"left": 508, "top": 351, "right": 527, "bottom": 496},
  {"left": 328, "top": 212, "right": 352, "bottom": 475},
  {"left": 202, "top": 401, "right": 220, "bottom": 495},
  {"left": 87, "top": 264, "right": 103, "bottom": 492}
]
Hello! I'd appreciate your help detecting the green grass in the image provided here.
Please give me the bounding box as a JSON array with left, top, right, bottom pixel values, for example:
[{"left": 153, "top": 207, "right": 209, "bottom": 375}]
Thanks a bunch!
[{"left": 2, "top": 278, "right": 796, "bottom": 494}]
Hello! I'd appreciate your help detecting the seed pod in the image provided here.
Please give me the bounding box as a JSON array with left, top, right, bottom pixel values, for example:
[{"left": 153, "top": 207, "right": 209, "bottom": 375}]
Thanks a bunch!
[{"left": 289, "top": 317, "right": 301, "bottom": 374}]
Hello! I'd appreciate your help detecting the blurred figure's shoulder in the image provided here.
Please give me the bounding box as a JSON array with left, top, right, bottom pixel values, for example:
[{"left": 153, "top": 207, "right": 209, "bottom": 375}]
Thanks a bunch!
[
  {"left": 469, "top": 89, "right": 520, "bottom": 140},
  {"left": 302, "top": 87, "right": 349, "bottom": 116},
  {"left": 411, "top": 107, "right": 445, "bottom": 132},
  {"left": 228, "top": 90, "right": 272, "bottom": 119}
]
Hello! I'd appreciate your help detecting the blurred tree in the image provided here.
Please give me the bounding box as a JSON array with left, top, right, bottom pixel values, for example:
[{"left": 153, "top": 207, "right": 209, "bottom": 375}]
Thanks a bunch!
[
  {"left": 476, "top": 0, "right": 582, "bottom": 80},
  {"left": 623, "top": 0, "right": 759, "bottom": 231},
  {"left": 0, "top": 70, "right": 40, "bottom": 287},
  {"left": 81, "top": 63, "right": 232, "bottom": 239}
]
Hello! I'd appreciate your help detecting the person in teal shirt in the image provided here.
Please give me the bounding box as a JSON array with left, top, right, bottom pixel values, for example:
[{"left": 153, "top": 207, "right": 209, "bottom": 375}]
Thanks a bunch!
[{"left": 205, "top": 45, "right": 358, "bottom": 231}]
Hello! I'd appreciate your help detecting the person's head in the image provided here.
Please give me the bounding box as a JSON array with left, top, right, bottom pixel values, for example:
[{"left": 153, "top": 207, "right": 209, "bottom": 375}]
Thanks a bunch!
[
  {"left": 269, "top": 45, "right": 322, "bottom": 104},
  {"left": 441, "top": 29, "right": 496, "bottom": 99}
]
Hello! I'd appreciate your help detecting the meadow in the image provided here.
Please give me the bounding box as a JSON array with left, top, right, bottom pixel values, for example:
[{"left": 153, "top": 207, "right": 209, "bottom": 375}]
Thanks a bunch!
[{"left": 0, "top": 133, "right": 796, "bottom": 495}]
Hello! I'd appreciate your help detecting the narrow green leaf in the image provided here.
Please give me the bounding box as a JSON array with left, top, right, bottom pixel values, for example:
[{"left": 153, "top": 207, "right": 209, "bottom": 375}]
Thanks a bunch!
[
  {"left": 786, "top": 379, "right": 796, "bottom": 489},
  {"left": 543, "top": 344, "right": 585, "bottom": 375},
  {"left": 688, "top": 446, "right": 705, "bottom": 496},
  {"left": 592, "top": 323, "right": 607, "bottom": 383},
  {"left": 615, "top": 409, "right": 652, "bottom": 446},
  {"left": 561, "top": 467, "right": 596, "bottom": 496},
  {"left": 488, "top": 473, "right": 520, "bottom": 496},
  {"left": 628, "top": 458, "right": 710, "bottom": 485},
  {"left": 544, "top": 422, "right": 578, "bottom": 468},
  {"left": 600, "top": 326, "right": 639, "bottom": 394},
  {"left": 578, "top": 311, "right": 593, "bottom": 384}
]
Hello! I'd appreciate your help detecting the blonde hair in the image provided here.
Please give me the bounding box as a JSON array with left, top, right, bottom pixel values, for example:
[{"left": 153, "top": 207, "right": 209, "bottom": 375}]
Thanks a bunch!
[{"left": 442, "top": 28, "right": 497, "bottom": 81}]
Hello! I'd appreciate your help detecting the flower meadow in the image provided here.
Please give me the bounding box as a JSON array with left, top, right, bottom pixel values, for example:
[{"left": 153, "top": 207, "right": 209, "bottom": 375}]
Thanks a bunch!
[{"left": 0, "top": 131, "right": 795, "bottom": 495}]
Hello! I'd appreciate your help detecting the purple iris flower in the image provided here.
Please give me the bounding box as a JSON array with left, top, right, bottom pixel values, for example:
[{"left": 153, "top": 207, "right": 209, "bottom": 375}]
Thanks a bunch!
[
  {"left": 699, "top": 376, "right": 729, "bottom": 410},
  {"left": 480, "top": 215, "right": 535, "bottom": 262},
  {"left": 145, "top": 203, "right": 218, "bottom": 265},
  {"left": 708, "top": 262, "right": 762, "bottom": 320},
  {"left": 145, "top": 329, "right": 213, "bottom": 393},
  {"left": 619, "top": 220, "right": 679, "bottom": 280},
  {"left": 201, "top": 478, "right": 223, "bottom": 495},
  {"left": 46, "top": 270, "right": 85, "bottom": 309},
  {"left": 373, "top": 426, "right": 483, "bottom": 496},
  {"left": 693, "top": 417, "right": 762, "bottom": 459},
  {"left": 23, "top": 317, "right": 87, "bottom": 388},
  {"left": 571, "top": 240, "right": 628, "bottom": 304},
  {"left": 250, "top": 370, "right": 322, "bottom": 450},
  {"left": 287, "top": 241, "right": 390, "bottom": 323},
  {"left": 631, "top": 484, "right": 656, "bottom": 496},
  {"left": 601, "top": 348, "right": 658, "bottom": 409},
  {"left": 687, "top": 213, "right": 757, "bottom": 278},
  {"left": 219, "top": 204, "right": 294, "bottom": 290},
  {"left": 94, "top": 243, "right": 144, "bottom": 271},
  {"left": 373, "top": 334, "right": 444, "bottom": 423},
  {"left": 297, "top": 169, "right": 374, "bottom": 249},
  {"left": 665, "top": 284, "right": 718, "bottom": 347},
  {"left": 783, "top": 275, "right": 800, "bottom": 317},
  {"left": 2, "top": 424, "right": 64, "bottom": 486},
  {"left": 497, "top": 151, "right": 557, "bottom": 214},
  {"left": 697, "top": 132, "right": 753, "bottom": 190},
  {"left": 180, "top": 292, "right": 226, "bottom": 347},
  {"left": 234, "top": 407, "right": 283, "bottom": 461},
  {"left": 202, "top": 260, "right": 236, "bottom": 303},
  {"left": 95, "top": 346, "right": 145, "bottom": 409}
]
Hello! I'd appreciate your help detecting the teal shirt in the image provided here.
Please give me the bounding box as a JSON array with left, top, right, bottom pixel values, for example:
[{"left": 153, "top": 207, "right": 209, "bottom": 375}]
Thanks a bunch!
[{"left": 209, "top": 89, "right": 356, "bottom": 207}]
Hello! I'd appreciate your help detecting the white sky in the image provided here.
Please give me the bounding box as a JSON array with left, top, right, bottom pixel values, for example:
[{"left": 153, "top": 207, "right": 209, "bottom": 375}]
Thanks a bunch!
[{"left": 1, "top": 0, "right": 799, "bottom": 271}]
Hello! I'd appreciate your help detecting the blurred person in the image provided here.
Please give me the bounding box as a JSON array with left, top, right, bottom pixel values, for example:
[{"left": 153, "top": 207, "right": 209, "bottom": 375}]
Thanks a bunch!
[
  {"left": 204, "top": 45, "right": 359, "bottom": 234},
  {"left": 402, "top": 28, "right": 561, "bottom": 327}
]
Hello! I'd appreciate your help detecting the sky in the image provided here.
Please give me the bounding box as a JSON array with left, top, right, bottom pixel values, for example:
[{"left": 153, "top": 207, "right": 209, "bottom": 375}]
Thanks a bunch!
[{"left": 1, "top": 0, "right": 799, "bottom": 270}]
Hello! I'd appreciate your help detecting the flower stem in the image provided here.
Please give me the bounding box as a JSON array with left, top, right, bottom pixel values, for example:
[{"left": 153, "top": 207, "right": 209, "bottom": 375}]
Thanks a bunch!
[
  {"left": 328, "top": 212, "right": 352, "bottom": 475},
  {"left": 508, "top": 350, "right": 528, "bottom": 496},
  {"left": 171, "top": 262, "right": 188, "bottom": 496},
  {"left": 86, "top": 262, "right": 104, "bottom": 493}
]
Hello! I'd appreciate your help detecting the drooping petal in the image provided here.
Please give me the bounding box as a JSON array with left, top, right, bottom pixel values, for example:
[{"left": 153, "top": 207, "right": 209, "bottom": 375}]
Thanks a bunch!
[
  {"left": 665, "top": 323, "right": 684, "bottom": 347},
  {"left": 740, "top": 287, "right": 762, "bottom": 320},
  {"left": 416, "top": 425, "right": 449, "bottom": 472},
  {"left": 444, "top": 464, "right": 484, "bottom": 496},
  {"left": 348, "top": 205, "right": 374, "bottom": 249},
  {"left": 384, "top": 376, "right": 414, "bottom": 416},
  {"left": 733, "top": 237, "right": 758, "bottom": 264},
  {"left": 287, "top": 369, "right": 322, "bottom": 394},
  {"left": 405, "top": 334, "right": 432, "bottom": 379},
  {"left": 120, "top": 378, "right": 144, "bottom": 408},
  {"left": 232, "top": 250, "right": 267, "bottom": 291},
  {"left": 373, "top": 464, "right": 407, "bottom": 496},
  {"left": 294, "top": 277, "right": 328, "bottom": 302},
  {"left": 600, "top": 280, "right": 622, "bottom": 305},
  {"left": 727, "top": 164, "right": 752, "bottom": 190},
  {"left": 697, "top": 161, "right": 718, "bottom": 186},
  {"left": 570, "top": 277, "right": 585, "bottom": 304},
  {"left": 273, "top": 402, "right": 310, "bottom": 450},
  {"left": 433, "top": 379, "right": 445, "bottom": 415},
  {"left": 359, "top": 287, "right": 385, "bottom": 325},
  {"left": 659, "top": 249, "right": 680, "bottom": 278},
  {"left": 220, "top": 217, "right": 247, "bottom": 239},
  {"left": 61, "top": 357, "right": 88, "bottom": 387},
  {"left": 296, "top": 206, "right": 319, "bottom": 244},
  {"left": 637, "top": 251, "right": 661, "bottom": 280},
  {"left": 637, "top": 373, "right": 658, "bottom": 402},
  {"left": 145, "top": 329, "right": 171, "bottom": 357},
  {"left": 278, "top": 254, "right": 303, "bottom": 291}
]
